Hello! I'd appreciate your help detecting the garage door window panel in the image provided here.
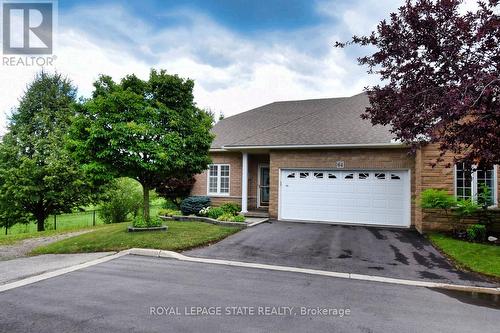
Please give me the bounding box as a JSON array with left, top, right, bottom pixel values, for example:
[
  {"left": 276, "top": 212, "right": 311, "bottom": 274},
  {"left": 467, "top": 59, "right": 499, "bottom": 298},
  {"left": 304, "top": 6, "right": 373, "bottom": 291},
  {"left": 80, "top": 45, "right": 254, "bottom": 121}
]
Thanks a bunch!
[{"left": 358, "top": 172, "right": 370, "bottom": 180}]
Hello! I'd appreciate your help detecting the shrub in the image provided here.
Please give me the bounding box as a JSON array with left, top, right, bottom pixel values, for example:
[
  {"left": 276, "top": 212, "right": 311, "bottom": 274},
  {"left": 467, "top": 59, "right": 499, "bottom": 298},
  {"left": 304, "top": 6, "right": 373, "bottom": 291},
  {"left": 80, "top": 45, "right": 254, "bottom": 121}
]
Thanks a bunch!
[
  {"left": 231, "top": 215, "right": 246, "bottom": 223},
  {"left": 217, "top": 213, "right": 234, "bottom": 221},
  {"left": 99, "top": 178, "right": 143, "bottom": 224},
  {"left": 180, "top": 196, "right": 211, "bottom": 216},
  {"left": 419, "top": 189, "right": 456, "bottom": 210},
  {"left": 466, "top": 224, "right": 486, "bottom": 242},
  {"left": 155, "top": 178, "right": 196, "bottom": 208},
  {"left": 158, "top": 209, "right": 181, "bottom": 217},
  {"left": 217, "top": 213, "right": 246, "bottom": 222},
  {"left": 207, "top": 207, "right": 225, "bottom": 219},
  {"left": 220, "top": 203, "right": 241, "bottom": 216},
  {"left": 477, "top": 183, "right": 493, "bottom": 208},
  {"left": 198, "top": 206, "right": 210, "bottom": 217},
  {"left": 455, "top": 199, "right": 479, "bottom": 218},
  {"left": 133, "top": 216, "right": 162, "bottom": 228}
]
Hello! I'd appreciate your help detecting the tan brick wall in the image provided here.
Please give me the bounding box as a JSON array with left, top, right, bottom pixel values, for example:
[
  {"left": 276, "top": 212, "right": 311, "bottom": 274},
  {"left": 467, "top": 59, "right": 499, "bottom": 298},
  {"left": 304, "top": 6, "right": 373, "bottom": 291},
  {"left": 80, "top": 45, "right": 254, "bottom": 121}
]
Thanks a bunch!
[
  {"left": 414, "top": 143, "right": 500, "bottom": 233},
  {"left": 421, "top": 209, "right": 500, "bottom": 232},
  {"left": 191, "top": 153, "right": 268, "bottom": 209},
  {"left": 414, "top": 144, "right": 455, "bottom": 232},
  {"left": 191, "top": 152, "right": 242, "bottom": 206},
  {"left": 268, "top": 149, "right": 416, "bottom": 223}
]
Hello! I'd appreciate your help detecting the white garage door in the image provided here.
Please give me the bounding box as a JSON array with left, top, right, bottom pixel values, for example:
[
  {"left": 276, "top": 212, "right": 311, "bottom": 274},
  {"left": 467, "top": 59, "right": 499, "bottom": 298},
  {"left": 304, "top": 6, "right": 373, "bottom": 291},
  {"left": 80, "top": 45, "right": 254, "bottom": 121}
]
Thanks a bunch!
[{"left": 279, "top": 170, "right": 410, "bottom": 227}]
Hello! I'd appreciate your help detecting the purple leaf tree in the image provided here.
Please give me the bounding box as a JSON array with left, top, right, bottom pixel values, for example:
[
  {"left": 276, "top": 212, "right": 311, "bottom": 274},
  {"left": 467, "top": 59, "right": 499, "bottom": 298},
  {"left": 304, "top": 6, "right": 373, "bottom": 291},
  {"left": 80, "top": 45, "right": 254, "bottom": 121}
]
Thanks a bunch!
[{"left": 336, "top": 0, "right": 499, "bottom": 166}]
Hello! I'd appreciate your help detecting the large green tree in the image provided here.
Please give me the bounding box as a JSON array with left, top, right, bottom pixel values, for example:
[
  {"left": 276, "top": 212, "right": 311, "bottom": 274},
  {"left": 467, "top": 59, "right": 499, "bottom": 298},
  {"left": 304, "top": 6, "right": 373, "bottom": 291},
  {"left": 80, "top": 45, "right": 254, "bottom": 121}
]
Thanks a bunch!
[
  {"left": 0, "top": 72, "right": 95, "bottom": 232},
  {"left": 69, "top": 69, "right": 214, "bottom": 222}
]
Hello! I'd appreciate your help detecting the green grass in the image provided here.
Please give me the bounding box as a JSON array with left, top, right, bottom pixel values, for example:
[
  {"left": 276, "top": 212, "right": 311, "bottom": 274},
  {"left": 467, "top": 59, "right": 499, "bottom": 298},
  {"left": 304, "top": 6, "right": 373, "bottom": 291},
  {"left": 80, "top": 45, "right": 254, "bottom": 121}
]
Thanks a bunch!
[
  {"left": 30, "top": 221, "right": 240, "bottom": 255},
  {"left": 429, "top": 233, "right": 500, "bottom": 279},
  {"left": 0, "top": 225, "right": 108, "bottom": 246},
  {"left": 0, "top": 205, "right": 164, "bottom": 237}
]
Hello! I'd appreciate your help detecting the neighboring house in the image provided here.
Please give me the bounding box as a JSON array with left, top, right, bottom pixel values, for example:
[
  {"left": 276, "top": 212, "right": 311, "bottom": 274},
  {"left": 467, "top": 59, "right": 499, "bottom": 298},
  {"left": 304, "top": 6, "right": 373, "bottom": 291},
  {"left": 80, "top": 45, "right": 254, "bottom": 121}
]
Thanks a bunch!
[{"left": 191, "top": 93, "right": 499, "bottom": 233}]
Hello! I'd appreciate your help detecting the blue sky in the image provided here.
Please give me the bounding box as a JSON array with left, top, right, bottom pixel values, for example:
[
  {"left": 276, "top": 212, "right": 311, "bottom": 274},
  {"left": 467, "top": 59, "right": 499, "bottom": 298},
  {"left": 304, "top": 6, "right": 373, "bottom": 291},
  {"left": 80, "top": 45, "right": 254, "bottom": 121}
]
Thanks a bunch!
[
  {"left": 60, "top": 0, "right": 327, "bottom": 32},
  {"left": 0, "top": 0, "right": 407, "bottom": 134}
]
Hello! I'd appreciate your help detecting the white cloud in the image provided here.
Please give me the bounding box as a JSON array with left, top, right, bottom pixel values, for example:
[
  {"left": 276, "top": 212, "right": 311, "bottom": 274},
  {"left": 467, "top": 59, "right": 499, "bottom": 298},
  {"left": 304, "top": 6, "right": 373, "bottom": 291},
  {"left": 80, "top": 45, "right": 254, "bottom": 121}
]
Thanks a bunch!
[{"left": 0, "top": 1, "right": 403, "bottom": 135}]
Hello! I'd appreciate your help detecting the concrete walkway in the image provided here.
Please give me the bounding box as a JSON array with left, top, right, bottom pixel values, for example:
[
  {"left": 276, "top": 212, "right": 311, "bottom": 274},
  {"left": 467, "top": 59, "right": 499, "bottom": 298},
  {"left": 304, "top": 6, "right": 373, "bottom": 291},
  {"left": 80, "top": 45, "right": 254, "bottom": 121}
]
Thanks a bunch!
[
  {"left": 0, "top": 230, "right": 93, "bottom": 261},
  {"left": 0, "top": 252, "right": 115, "bottom": 285}
]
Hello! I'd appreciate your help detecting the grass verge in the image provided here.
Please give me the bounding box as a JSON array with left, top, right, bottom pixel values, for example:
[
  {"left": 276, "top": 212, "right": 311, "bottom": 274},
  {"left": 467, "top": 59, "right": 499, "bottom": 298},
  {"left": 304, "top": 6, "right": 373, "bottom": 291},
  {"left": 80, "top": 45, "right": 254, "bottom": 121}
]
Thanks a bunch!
[
  {"left": 428, "top": 233, "right": 500, "bottom": 279},
  {"left": 0, "top": 225, "right": 107, "bottom": 246},
  {"left": 30, "top": 221, "right": 240, "bottom": 255}
]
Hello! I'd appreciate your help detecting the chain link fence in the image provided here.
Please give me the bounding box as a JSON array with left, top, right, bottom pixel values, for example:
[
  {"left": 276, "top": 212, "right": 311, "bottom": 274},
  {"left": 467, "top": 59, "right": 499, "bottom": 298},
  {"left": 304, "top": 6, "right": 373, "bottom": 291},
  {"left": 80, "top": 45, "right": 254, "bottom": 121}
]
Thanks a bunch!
[{"left": 2, "top": 204, "right": 164, "bottom": 235}]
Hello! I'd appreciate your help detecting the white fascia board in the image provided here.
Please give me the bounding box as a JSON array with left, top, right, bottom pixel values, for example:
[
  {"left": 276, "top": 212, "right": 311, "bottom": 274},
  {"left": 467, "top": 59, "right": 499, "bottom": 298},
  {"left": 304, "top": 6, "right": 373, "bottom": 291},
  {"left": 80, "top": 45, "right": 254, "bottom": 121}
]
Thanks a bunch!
[{"left": 222, "top": 143, "right": 407, "bottom": 150}]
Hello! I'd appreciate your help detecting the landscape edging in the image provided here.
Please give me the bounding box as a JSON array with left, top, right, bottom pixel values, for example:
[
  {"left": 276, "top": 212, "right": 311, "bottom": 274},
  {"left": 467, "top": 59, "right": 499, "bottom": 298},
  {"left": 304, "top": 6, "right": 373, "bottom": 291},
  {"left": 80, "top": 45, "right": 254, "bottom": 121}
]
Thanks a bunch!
[{"left": 160, "top": 215, "right": 248, "bottom": 228}]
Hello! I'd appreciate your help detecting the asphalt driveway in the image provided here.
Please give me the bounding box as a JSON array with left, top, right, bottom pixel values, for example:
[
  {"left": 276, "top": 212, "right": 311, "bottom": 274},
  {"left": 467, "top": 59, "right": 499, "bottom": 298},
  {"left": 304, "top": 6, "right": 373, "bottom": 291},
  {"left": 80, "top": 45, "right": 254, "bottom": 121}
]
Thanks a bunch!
[
  {"left": 1, "top": 255, "right": 498, "bottom": 333},
  {"left": 186, "top": 221, "right": 497, "bottom": 287}
]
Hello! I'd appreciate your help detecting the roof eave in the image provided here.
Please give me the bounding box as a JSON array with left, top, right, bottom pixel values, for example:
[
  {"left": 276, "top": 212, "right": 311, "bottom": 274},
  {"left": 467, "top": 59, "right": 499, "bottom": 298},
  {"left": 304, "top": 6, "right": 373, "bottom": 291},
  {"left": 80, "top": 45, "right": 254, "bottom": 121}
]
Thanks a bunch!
[{"left": 219, "top": 142, "right": 407, "bottom": 151}]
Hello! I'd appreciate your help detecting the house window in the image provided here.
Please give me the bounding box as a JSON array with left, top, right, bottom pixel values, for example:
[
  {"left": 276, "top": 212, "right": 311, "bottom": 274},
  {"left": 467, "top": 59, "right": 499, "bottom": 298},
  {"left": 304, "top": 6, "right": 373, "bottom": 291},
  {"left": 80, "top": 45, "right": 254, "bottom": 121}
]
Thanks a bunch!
[
  {"left": 455, "top": 163, "right": 495, "bottom": 205},
  {"left": 207, "top": 164, "right": 230, "bottom": 195},
  {"left": 375, "top": 173, "right": 386, "bottom": 180}
]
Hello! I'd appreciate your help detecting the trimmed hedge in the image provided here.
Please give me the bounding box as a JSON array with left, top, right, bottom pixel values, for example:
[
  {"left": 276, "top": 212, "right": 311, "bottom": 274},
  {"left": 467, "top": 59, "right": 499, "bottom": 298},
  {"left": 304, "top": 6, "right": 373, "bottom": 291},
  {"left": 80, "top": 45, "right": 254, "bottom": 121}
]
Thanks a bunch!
[{"left": 180, "top": 196, "right": 211, "bottom": 216}]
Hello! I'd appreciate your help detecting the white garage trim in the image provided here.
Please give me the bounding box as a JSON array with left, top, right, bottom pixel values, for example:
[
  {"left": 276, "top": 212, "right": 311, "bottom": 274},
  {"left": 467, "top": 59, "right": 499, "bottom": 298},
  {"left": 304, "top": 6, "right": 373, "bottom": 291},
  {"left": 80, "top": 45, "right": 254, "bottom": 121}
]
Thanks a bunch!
[{"left": 278, "top": 168, "right": 411, "bottom": 228}]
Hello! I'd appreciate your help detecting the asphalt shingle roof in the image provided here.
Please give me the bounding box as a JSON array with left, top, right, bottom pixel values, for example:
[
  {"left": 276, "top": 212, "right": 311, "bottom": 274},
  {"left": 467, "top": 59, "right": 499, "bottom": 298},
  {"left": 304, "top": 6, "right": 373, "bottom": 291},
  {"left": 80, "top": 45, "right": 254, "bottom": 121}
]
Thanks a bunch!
[{"left": 211, "top": 92, "right": 394, "bottom": 149}]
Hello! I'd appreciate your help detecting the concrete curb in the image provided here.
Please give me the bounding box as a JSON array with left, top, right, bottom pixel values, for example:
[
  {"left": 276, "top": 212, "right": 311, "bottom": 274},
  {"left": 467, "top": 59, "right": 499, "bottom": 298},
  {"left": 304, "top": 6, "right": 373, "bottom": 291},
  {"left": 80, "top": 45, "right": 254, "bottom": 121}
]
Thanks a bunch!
[
  {"left": 2, "top": 249, "right": 498, "bottom": 295},
  {"left": 129, "top": 248, "right": 500, "bottom": 295},
  {"left": 0, "top": 251, "right": 130, "bottom": 293}
]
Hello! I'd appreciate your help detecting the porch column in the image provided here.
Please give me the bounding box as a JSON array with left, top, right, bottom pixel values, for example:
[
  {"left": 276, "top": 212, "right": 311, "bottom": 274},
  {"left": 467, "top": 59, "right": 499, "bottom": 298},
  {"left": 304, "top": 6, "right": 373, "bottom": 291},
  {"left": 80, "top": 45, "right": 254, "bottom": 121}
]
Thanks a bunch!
[{"left": 241, "top": 152, "right": 248, "bottom": 213}]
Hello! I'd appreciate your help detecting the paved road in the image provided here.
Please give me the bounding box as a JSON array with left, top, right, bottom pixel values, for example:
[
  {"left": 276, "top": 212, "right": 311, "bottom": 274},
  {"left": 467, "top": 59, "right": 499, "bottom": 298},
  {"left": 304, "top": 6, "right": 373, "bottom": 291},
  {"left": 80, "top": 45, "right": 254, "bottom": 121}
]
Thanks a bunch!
[
  {"left": 0, "top": 255, "right": 498, "bottom": 333},
  {"left": 187, "top": 221, "right": 497, "bottom": 286}
]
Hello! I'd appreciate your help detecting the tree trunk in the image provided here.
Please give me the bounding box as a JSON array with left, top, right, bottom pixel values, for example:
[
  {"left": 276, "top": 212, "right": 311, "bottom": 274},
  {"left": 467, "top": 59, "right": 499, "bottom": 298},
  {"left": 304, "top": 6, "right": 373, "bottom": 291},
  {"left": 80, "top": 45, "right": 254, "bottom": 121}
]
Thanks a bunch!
[
  {"left": 36, "top": 215, "right": 45, "bottom": 232},
  {"left": 143, "top": 183, "right": 150, "bottom": 221}
]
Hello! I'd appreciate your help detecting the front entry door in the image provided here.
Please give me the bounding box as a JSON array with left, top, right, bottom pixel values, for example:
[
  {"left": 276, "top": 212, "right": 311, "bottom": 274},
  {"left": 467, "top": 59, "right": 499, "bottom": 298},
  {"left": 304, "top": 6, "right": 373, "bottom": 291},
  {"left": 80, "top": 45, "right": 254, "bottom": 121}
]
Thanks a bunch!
[{"left": 258, "top": 165, "right": 270, "bottom": 207}]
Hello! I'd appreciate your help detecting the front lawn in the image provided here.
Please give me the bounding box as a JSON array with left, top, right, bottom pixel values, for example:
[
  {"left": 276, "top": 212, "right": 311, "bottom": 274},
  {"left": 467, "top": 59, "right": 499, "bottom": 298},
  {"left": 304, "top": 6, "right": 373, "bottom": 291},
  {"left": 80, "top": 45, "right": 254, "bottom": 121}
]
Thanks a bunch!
[
  {"left": 428, "top": 233, "right": 500, "bottom": 279},
  {"left": 0, "top": 225, "right": 107, "bottom": 246},
  {"left": 31, "top": 221, "right": 240, "bottom": 255}
]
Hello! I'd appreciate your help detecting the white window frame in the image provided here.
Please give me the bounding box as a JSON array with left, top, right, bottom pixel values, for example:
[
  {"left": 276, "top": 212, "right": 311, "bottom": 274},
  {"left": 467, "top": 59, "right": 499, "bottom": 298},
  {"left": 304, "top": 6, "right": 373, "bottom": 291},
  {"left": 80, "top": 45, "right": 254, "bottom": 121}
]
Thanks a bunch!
[
  {"left": 207, "top": 164, "right": 230, "bottom": 196},
  {"left": 454, "top": 164, "right": 498, "bottom": 207}
]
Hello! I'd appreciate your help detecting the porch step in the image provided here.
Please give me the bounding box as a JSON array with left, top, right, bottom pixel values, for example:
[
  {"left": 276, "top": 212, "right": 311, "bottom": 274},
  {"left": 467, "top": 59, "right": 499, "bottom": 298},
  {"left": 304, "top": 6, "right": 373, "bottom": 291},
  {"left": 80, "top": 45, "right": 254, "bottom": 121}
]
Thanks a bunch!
[{"left": 244, "top": 210, "right": 269, "bottom": 218}]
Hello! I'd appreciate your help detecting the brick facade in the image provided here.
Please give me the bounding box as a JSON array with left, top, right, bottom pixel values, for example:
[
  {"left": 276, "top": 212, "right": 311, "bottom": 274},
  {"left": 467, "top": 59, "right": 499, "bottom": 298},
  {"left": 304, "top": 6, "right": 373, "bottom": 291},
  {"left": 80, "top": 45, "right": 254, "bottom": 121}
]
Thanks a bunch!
[
  {"left": 191, "top": 146, "right": 498, "bottom": 233},
  {"left": 191, "top": 152, "right": 269, "bottom": 209},
  {"left": 414, "top": 143, "right": 500, "bottom": 233},
  {"left": 268, "top": 149, "right": 415, "bottom": 222}
]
